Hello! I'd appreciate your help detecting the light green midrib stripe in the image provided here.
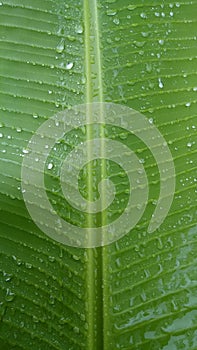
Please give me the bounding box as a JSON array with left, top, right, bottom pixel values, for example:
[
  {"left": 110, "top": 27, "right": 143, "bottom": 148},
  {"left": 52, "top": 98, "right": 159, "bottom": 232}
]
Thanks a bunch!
[{"left": 84, "top": 0, "right": 106, "bottom": 349}]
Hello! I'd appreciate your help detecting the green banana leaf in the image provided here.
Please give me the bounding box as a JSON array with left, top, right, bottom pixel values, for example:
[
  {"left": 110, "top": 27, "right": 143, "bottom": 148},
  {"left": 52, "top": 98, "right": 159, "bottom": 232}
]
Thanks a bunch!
[{"left": 0, "top": 0, "right": 197, "bottom": 349}]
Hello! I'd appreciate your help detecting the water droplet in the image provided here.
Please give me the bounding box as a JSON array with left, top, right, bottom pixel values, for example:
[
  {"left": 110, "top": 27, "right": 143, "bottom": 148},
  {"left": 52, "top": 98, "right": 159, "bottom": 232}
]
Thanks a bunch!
[
  {"left": 115, "top": 258, "right": 121, "bottom": 268},
  {"left": 75, "top": 24, "right": 83, "bottom": 34},
  {"left": 140, "top": 12, "right": 147, "bottom": 19},
  {"left": 113, "top": 18, "right": 120, "bottom": 25},
  {"left": 156, "top": 237, "right": 163, "bottom": 249},
  {"left": 33, "top": 315, "right": 39, "bottom": 323},
  {"left": 141, "top": 31, "right": 149, "bottom": 38},
  {"left": 33, "top": 113, "right": 38, "bottom": 119},
  {"left": 49, "top": 295, "right": 55, "bottom": 305},
  {"left": 193, "top": 87, "right": 197, "bottom": 91},
  {"left": 159, "top": 39, "right": 164, "bottom": 45},
  {"left": 145, "top": 63, "right": 152, "bottom": 73},
  {"left": 80, "top": 314, "right": 85, "bottom": 321},
  {"left": 73, "top": 255, "right": 80, "bottom": 261},
  {"left": 67, "top": 35, "right": 75, "bottom": 42},
  {"left": 56, "top": 38, "right": 65, "bottom": 53},
  {"left": 185, "top": 102, "right": 191, "bottom": 107},
  {"left": 16, "top": 127, "right": 22, "bottom": 132},
  {"left": 47, "top": 163, "right": 53, "bottom": 170},
  {"left": 3, "top": 272, "right": 13, "bottom": 282},
  {"left": 66, "top": 62, "right": 74, "bottom": 70},
  {"left": 158, "top": 78, "right": 164, "bottom": 89},
  {"left": 5, "top": 288, "right": 15, "bottom": 302},
  {"left": 73, "top": 326, "right": 79, "bottom": 334},
  {"left": 0, "top": 133, "right": 3, "bottom": 138},
  {"left": 48, "top": 256, "right": 55, "bottom": 262},
  {"left": 22, "top": 149, "right": 29, "bottom": 154},
  {"left": 106, "top": 9, "right": 117, "bottom": 16},
  {"left": 187, "top": 142, "right": 193, "bottom": 148},
  {"left": 25, "top": 262, "right": 32, "bottom": 269},
  {"left": 133, "top": 41, "right": 145, "bottom": 48},
  {"left": 128, "top": 5, "right": 136, "bottom": 10}
]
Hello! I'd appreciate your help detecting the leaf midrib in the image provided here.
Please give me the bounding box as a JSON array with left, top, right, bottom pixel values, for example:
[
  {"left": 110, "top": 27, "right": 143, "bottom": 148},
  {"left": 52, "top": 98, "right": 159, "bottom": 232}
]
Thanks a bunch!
[{"left": 84, "top": 0, "right": 105, "bottom": 349}]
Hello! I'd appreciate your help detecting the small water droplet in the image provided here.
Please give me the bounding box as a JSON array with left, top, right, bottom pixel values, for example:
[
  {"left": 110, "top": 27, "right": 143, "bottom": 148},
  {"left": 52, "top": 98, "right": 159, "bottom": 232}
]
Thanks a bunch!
[
  {"left": 5, "top": 288, "right": 15, "bottom": 302},
  {"left": 128, "top": 5, "right": 136, "bottom": 10},
  {"left": 48, "top": 256, "right": 55, "bottom": 262},
  {"left": 73, "top": 255, "right": 80, "bottom": 261},
  {"left": 3, "top": 272, "right": 13, "bottom": 282},
  {"left": 49, "top": 295, "right": 55, "bottom": 305},
  {"left": 106, "top": 9, "right": 117, "bottom": 16},
  {"left": 140, "top": 12, "right": 147, "bottom": 19},
  {"left": 80, "top": 314, "right": 86, "bottom": 321},
  {"left": 67, "top": 35, "right": 75, "bottom": 42},
  {"left": 33, "top": 315, "right": 39, "bottom": 323},
  {"left": 75, "top": 24, "right": 83, "bottom": 34},
  {"left": 47, "top": 163, "right": 53, "bottom": 170},
  {"left": 149, "top": 118, "right": 154, "bottom": 124},
  {"left": 73, "top": 326, "right": 79, "bottom": 334},
  {"left": 113, "top": 18, "right": 120, "bottom": 25},
  {"left": 145, "top": 63, "right": 152, "bottom": 73},
  {"left": 56, "top": 38, "right": 65, "bottom": 53},
  {"left": 141, "top": 32, "right": 149, "bottom": 40},
  {"left": 185, "top": 102, "right": 191, "bottom": 107},
  {"left": 158, "top": 78, "right": 164, "bottom": 89},
  {"left": 133, "top": 41, "right": 145, "bottom": 48},
  {"left": 25, "top": 262, "right": 32, "bottom": 269},
  {"left": 16, "top": 127, "right": 22, "bottom": 132},
  {"left": 115, "top": 258, "right": 121, "bottom": 268},
  {"left": 159, "top": 39, "right": 164, "bottom": 45},
  {"left": 0, "top": 132, "right": 3, "bottom": 138},
  {"left": 66, "top": 62, "right": 74, "bottom": 70},
  {"left": 156, "top": 237, "right": 163, "bottom": 249},
  {"left": 22, "top": 149, "right": 29, "bottom": 154}
]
